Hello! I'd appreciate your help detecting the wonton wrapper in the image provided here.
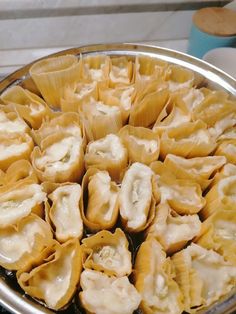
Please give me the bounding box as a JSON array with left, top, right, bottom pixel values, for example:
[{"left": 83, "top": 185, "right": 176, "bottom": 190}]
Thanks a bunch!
[
  {"left": 0, "top": 131, "right": 34, "bottom": 171},
  {"left": 119, "top": 162, "right": 156, "bottom": 232},
  {"left": 17, "top": 239, "right": 82, "bottom": 310},
  {"left": 134, "top": 237, "right": 184, "bottom": 314},
  {"left": 0, "top": 106, "right": 29, "bottom": 134},
  {"left": 30, "top": 55, "right": 82, "bottom": 109},
  {"left": 173, "top": 87, "right": 205, "bottom": 112},
  {"left": 160, "top": 120, "right": 216, "bottom": 159},
  {"left": 80, "top": 168, "right": 119, "bottom": 231},
  {"left": 215, "top": 139, "right": 236, "bottom": 164},
  {"left": 45, "top": 183, "right": 83, "bottom": 242},
  {"left": 119, "top": 125, "right": 160, "bottom": 165},
  {"left": 79, "top": 269, "right": 141, "bottom": 314},
  {"left": 85, "top": 134, "right": 128, "bottom": 181},
  {"left": 0, "top": 214, "right": 53, "bottom": 270},
  {"left": 172, "top": 243, "right": 236, "bottom": 312},
  {"left": 212, "top": 162, "right": 236, "bottom": 186},
  {"left": 81, "top": 228, "right": 132, "bottom": 277},
  {"left": 148, "top": 203, "right": 201, "bottom": 254},
  {"left": 157, "top": 175, "right": 205, "bottom": 215},
  {"left": 0, "top": 178, "right": 46, "bottom": 228},
  {"left": 31, "top": 132, "right": 84, "bottom": 183},
  {"left": 1, "top": 86, "right": 51, "bottom": 129},
  {"left": 109, "top": 56, "right": 133, "bottom": 87},
  {"left": 195, "top": 210, "right": 236, "bottom": 264},
  {"left": 217, "top": 126, "right": 236, "bottom": 142},
  {"left": 166, "top": 65, "right": 194, "bottom": 92}
]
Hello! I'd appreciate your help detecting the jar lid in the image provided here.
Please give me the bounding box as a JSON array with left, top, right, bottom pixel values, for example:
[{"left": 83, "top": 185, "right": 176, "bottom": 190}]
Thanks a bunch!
[{"left": 193, "top": 7, "right": 236, "bottom": 37}]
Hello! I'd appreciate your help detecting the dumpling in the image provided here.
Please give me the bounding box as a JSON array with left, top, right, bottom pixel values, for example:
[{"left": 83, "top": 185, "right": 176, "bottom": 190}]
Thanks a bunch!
[
  {"left": 0, "top": 86, "right": 51, "bottom": 129},
  {"left": 134, "top": 237, "right": 184, "bottom": 314},
  {"left": 119, "top": 125, "right": 160, "bottom": 165},
  {"left": 31, "top": 132, "right": 84, "bottom": 183},
  {"left": 0, "top": 131, "right": 34, "bottom": 171},
  {"left": 45, "top": 183, "right": 83, "bottom": 242},
  {"left": 82, "top": 54, "right": 110, "bottom": 86},
  {"left": 174, "top": 87, "right": 205, "bottom": 112},
  {"left": 0, "top": 178, "right": 46, "bottom": 227},
  {"left": 81, "top": 228, "right": 132, "bottom": 277},
  {"left": 79, "top": 269, "right": 141, "bottom": 314},
  {"left": 166, "top": 65, "right": 194, "bottom": 92},
  {"left": 17, "top": 239, "right": 82, "bottom": 310},
  {"left": 148, "top": 203, "right": 201, "bottom": 254},
  {"left": 160, "top": 120, "right": 216, "bottom": 159},
  {"left": 215, "top": 139, "right": 236, "bottom": 164},
  {"left": 85, "top": 134, "right": 128, "bottom": 181},
  {"left": 109, "top": 56, "right": 133, "bottom": 87},
  {"left": 30, "top": 54, "right": 82, "bottom": 109},
  {"left": 172, "top": 243, "right": 236, "bottom": 312},
  {"left": 0, "top": 214, "right": 53, "bottom": 270},
  {"left": 0, "top": 105, "right": 29, "bottom": 134},
  {"left": 80, "top": 168, "right": 119, "bottom": 231},
  {"left": 212, "top": 162, "right": 236, "bottom": 186},
  {"left": 119, "top": 162, "right": 156, "bottom": 232}
]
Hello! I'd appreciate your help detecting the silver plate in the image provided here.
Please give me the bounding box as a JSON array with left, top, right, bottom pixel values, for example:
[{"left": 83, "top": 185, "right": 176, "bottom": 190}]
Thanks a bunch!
[{"left": 0, "top": 43, "right": 236, "bottom": 314}]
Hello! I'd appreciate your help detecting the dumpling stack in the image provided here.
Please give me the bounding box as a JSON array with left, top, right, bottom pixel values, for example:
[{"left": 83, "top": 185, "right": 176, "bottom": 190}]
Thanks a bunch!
[{"left": 0, "top": 52, "right": 236, "bottom": 314}]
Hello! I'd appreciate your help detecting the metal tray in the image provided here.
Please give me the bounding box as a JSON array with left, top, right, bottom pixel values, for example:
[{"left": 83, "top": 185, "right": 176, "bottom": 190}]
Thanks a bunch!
[{"left": 0, "top": 43, "right": 236, "bottom": 314}]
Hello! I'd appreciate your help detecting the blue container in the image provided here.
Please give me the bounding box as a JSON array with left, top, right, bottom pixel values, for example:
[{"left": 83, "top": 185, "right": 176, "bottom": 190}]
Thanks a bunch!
[{"left": 188, "top": 23, "right": 236, "bottom": 59}]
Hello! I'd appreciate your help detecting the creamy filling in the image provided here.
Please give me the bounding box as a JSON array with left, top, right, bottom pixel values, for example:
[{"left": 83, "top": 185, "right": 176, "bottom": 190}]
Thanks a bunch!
[
  {"left": 93, "top": 102, "right": 120, "bottom": 116},
  {"left": 182, "top": 88, "right": 204, "bottom": 110},
  {"left": 215, "top": 220, "right": 236, "bottom": 240},
  {"left": 110, "top": 66, "right": 129, "bottom": 84},
  {"left": 218, "top": 175, "right": 236, "bottom": 201},
  {"left": 0, "top": 142, "right": 29, "bottom": 160},
  {"left": 129, "top": 135, "right": 158, "bottom": 154},
  {"left": 75, "top": 82, "right": 96, "bottom": 98},
  {"left": 168, "top": 80, "right": 192, "bottom": 92},
  {"left": 0, "top": 112, "right": 27, "bottom": 133}
]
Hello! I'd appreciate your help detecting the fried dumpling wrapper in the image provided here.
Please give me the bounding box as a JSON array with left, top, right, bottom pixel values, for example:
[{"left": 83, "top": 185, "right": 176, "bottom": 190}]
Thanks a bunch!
[
  {"left": 80, "top": 168, "right": 119, "bottom": 231},
  {"left": 157, "top": 175, "right": 205, "bottom": 215},
  {"left": 0, "top": 131, "right": 34, "bottom": 171},
  {"left": 85, "top": 134, "right": 128, "bottom": 181},
  {"left": 134, "top": 237, "right": 184, "bottom": 314},
  {"left": 195, "top": 210, "right": 236, "bottom": 264},
  {"left": 17, "top": 239, "right": 82, "bottom": 310},
  {"left": 0, "top": 105, "right": 30, "bottom": 134},
  {"left": 119, "top": 125, "right": 160, "bottom": 165},
  {"left": 148, "top": 203, "right": 201, "bottom": 254},
  {"left": 119, "top": 162, "right": 157, "bottom": 232},
  {"left": 81, "top": 228, "right": 132, "bottom": 277},
  {"left": 172, "top": 243, "right": 236, "bottom": 312},
  {"left": 1, "top": 86, "right": 52, "bottom": 129},
  {"left": 217, "top": 126, "right": 236, "bottom": 142},
  {"left": 31, "top": 112, "right": 84, "bottom": 146},
  {"left": 30, "top": 54, "right": 82, "bottom": 109},
  {"left": 166, "top": 65, "right": 194, "bottom": 92},
  {"left": 173, "top": 87, "right": 206, "bottom": 112},
  {"left": 163, "top": 154, "right": 226, "bottom": 190},
  {"left": 61, "top": 81, "right": 98, "bottom": 112},
  {"left": 0, "top": 214, "right": 53, "bottom": 270},
  {"left": 80, "top": 99, "right": 123, "bottom": 141},
  {"left": 0, "top": 178, "right": 46, "bottom": 227},
  {"left": 31, "top": 132, "right": 84, "bottom": 183},
  {"left": 201, "top": 175, "right": 236, "bottom": 219},
  {"left": 79, "top": 269, "right": 141, "bottom": 314},
  {"left": 109, "top": 56, "right": 133, "bottom": 87},
  {"left": 215, "top": 139, "right": 236, "bottom": 164},
  {"left": 160, "top": 120, "right": 216, "bottom": 159},
  {"left": 44, "top": 183, "right": 83, "bottom": 242},
  {"left": 82, "top": 54, "right": 110, "bottom": 86},
  {"left": 212, "top": 162, "right": 236, "bottom": 186}
]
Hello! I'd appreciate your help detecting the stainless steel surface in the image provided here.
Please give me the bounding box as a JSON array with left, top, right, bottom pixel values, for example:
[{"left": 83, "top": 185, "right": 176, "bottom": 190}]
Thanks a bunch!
[{"left": 0, "top": 43, "right": 235, "bottom": 314}]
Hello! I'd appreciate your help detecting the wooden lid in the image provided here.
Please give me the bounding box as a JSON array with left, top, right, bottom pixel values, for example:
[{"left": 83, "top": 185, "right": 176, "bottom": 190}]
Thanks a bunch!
[{"left": 193, "top": 7, "right": 236, "bottom": 37}]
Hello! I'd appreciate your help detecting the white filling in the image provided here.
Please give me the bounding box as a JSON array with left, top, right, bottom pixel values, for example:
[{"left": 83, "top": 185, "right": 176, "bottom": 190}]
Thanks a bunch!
[
  {"left": 215, "top": 220, "right": 236, "bottom": 240},
  {"left": 75, "top": 82, "right": 96, "bottom": 98},
  {"left": 129, "top": 135, "right": 158, "bottom": 154},
  {"left": 0, "top": 112, "right": 27, "bottom": 133},
  {"left": 28, "top": 102, "right": 44, "bottom": 116},
  {"left": 182, "top": 88, "right": 204, "bottom": 110},
  {"left": 168, "top": 80, "right": 192, "bottom": 92},
  {"left": 0, "top": 142, "right": 29, "bottom": 160},
  {"left": 186, "top": 129, "right": 210, "bottom": 144},
  {"left": 110, "top": 66, "right": 129, "bottom": 84},
  {"left": 222, "top": 143, "right": 236, "bottom": 155},
  {"left": 218, "top": 175, "right": 236, "bottom": 201},
  {"left": 209, "top": 114, "right": 236, "bottom": 138},
  {"left": 120, "top": 87, "right": 134, "bottom": 110},
  {"left": 93, "top": 102, "right": 120, "bottom": 116}
]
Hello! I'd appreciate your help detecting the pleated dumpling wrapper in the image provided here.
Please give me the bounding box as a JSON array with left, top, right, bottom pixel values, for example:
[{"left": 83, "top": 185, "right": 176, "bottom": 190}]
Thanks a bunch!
[
  {"left": 31, "top": 112, "right": 84, "bottom": 146},
  {"left": 166, "top": 65, "right": 194, "bottom": 92},
  {"left": 160, "top": 120, "right": 216, "bottom": 159},
  {"left": 82, "top": 54, "right": 110, "bottom": 86},
  {"left": 80, "top": 99, "right": 123, "bottom": 141},
  {"left": 85, "top": 133, "right": 128, "bottom": 181},
  {"left": 119, "top": 125, "right": 160, "bottom": 165},
  {"left": 0, "top": 178, "right": 46, "bottom": 228},
  {"left": 215, "top": 139, "right": 236, "bottom": 164},
  {"left": 0, "top": 131, "right": 34, "bottom": 171},
  {"left": 173, "top": 87, "right": 205, "bottom": 112},
  {"left": 119, "top": 162, "right": 157, "bottom": 232},
  {"left": 30, "top": 55, "right": 82, "bottom": 109},
  {"left": 44, "top": 183, "right": 83, "bottom": 242},
  {"left": 163, "top": 154, "right": 226, "bottom": 190},
  {"left": 212, "top": 162, "right": 236, "bottom": 186},
  {"left": 109, "top": 56, "right": 133, "bottom": 87},
  {"left": 134, "top": 237, "right": 184, "bottom": 314},
  {"left": 217, "top": 126, "right": 236, "bottom": 142},
  {"left": 61, "top": 81, "right": 98, "bottom": 112},
  {"left": 0, "top": 106, "right": 30, "bottom": 134},
  {"left": 172, "top": 243, "right": 236, "bottom": 312},
  {"left": 31, "top": 132, "right": 84, "bottom": 183},
  {"left": 0, "top": 86, "right": 51, "bottom": 129},
  {"left": 201, "top": 175, "right": 236, "bottom": 219},
  {"left": 0, "top": 214, "right": 53, "bottom": 270},
  {"left": 80, "top": 168, "right": 119, "bottom": 231},
  {"left": 148, "top": 203, "right": 201, "bottom": 254},
  {"left": 81, "top": 228, "right": 132, "bottom": 277},
  {"left": 17, "top": 239, "right": 82, "bottom": 311},
  {"left": 195, "top": 210, "right": 236, "bottom": 264},
  {"left": 157, "top": 175, "right": 205, "bottom": 215},
  {"left": 79, "top": 269, "right": 141, "bottom": 314}
]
